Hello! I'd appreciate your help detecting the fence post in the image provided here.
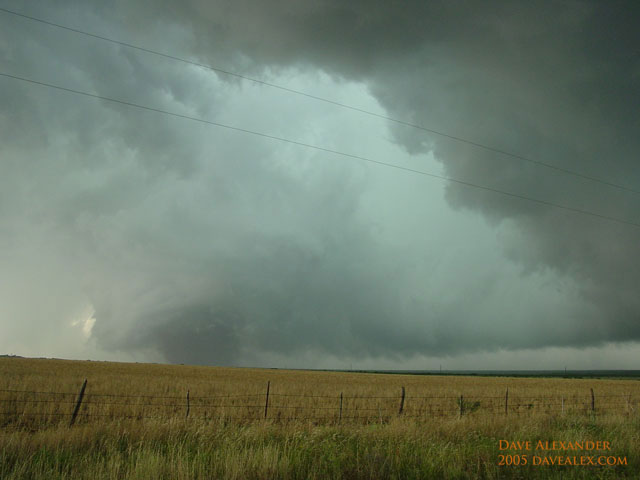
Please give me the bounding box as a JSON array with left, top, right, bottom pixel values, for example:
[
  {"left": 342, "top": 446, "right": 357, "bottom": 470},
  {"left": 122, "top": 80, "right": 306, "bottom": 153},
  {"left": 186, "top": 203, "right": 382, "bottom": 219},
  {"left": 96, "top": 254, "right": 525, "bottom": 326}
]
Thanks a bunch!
[
  {"left": 459, "top": 395, "right": 464, "bottom": 418},
  {"left": 591, "top": 388, "right": 595, "bottom": 413},
  {"left": 264, "top": 381, "right": 270, "bottom": 419},
  {"left": 561, "top": 396, "right": 564, "bottom": 414},
  {"left": 399, "top": 386, "right": 405, "bottom": 415},
  {"left": 339, "top": 392, "right": 343, "bottom": 423},
  {"left": 505, "top": 388, "right": 508, "bottom": 416},
  {"left": 69, "top": 379, "right": 87, "bottom": 427},
  {"left": 186, "top": 390, "right": 190, "bottom": 418}
]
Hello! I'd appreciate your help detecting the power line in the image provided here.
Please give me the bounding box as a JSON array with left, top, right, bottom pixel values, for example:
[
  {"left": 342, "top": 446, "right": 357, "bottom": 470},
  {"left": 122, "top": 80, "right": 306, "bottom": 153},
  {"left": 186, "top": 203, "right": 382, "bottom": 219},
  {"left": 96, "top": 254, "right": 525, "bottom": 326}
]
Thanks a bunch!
[
  {"left": 0, "top": 72, "right": 640, "bottom": 227},
  {"left": 1, "top": 71, "right": 639, "bottom": 230},
  {"left": 2, "top": 70, "right": 639, "bottom": 230},
  {"left": 1, "top": 6, "right": 638, "bottom": 196}
]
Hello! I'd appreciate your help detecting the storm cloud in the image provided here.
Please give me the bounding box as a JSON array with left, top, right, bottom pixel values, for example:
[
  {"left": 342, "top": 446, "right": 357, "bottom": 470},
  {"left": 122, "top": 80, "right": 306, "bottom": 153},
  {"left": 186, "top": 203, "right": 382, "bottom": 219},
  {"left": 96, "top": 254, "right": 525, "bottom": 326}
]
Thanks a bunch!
[{"left": 1, "top": 0, "right": 639, "bottom": 368}]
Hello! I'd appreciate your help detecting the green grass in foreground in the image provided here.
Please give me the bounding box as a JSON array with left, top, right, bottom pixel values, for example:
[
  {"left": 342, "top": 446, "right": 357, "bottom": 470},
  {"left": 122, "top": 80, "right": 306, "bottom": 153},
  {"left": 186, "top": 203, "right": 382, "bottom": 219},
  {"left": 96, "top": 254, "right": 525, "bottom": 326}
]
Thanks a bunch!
[{"left": 1, "top": 414, "right": 638, "bottom": 479}]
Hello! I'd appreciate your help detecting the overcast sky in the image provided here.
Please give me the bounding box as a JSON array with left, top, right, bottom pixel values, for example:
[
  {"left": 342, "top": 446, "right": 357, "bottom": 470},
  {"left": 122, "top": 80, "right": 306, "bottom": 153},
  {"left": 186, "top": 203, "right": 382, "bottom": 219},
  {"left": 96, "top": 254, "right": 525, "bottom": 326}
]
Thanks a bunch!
[{"left": 1, "top": 0, "right": 639, "bottom": 370}]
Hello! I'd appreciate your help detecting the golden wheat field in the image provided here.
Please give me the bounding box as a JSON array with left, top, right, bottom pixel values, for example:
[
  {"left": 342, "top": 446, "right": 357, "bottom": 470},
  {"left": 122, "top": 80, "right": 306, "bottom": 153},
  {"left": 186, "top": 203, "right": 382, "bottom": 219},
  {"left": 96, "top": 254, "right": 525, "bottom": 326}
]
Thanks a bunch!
[{"left": 1, "top": 357, "right": 639, "bottom": 479}]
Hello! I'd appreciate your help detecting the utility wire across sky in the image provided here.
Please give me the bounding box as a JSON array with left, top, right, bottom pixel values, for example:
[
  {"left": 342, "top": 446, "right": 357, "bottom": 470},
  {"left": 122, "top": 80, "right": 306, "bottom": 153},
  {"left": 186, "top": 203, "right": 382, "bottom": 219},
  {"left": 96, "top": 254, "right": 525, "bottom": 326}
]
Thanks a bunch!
[
  {"left": 1, "top": 5, "right": 638, "bottom": 196},
  {"left": 1, "top": 71, "right": 639, "bottom": 230}
]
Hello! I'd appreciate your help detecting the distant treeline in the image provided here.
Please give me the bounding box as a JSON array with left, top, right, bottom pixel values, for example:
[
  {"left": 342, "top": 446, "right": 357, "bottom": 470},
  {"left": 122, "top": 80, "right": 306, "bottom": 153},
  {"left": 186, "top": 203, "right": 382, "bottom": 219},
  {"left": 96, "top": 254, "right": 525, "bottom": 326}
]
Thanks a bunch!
[{"left": 321, "top": 369, "right": 640, "bottom": 379}]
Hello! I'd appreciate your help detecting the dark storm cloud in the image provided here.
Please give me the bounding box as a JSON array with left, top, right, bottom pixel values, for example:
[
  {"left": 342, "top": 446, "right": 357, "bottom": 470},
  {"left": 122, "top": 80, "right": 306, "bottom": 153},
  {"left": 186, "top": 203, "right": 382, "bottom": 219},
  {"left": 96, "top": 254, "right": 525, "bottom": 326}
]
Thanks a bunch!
[
  {"left": 117, "top": 0, "right": 640, "bottom": 341},
  {"left": 1, "top": 0, "right": 639, "bottom": 365}
]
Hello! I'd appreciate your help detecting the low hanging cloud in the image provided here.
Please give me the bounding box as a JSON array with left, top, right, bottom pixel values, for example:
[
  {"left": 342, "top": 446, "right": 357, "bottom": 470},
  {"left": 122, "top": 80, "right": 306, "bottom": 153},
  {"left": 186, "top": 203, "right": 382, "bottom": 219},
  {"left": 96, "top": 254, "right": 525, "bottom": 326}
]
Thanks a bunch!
[{"left": 1, "top": 0, "right": 639, "bottom": 367}]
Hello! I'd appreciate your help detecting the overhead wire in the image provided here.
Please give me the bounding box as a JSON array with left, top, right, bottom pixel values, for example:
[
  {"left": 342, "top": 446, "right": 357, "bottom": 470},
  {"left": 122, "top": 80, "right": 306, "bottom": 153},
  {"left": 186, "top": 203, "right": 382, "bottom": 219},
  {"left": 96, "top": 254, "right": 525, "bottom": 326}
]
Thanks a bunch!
[
  {"left": 0, "top": 6, "right": 638, "bottom": 195},
  {"left": 1, "top": 71, "right": 639, "bottom": 230}
]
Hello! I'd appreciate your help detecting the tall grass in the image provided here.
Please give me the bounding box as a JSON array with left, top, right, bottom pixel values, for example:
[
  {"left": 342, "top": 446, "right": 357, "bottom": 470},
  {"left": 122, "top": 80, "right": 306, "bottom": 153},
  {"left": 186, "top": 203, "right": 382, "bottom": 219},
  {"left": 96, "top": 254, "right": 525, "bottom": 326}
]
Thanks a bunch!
[
  {"left": 1, "top": 358, "right": 638, "bottom": 479},
  {"left": 1, "top": 414, "right": 638, "bottom": 479}
]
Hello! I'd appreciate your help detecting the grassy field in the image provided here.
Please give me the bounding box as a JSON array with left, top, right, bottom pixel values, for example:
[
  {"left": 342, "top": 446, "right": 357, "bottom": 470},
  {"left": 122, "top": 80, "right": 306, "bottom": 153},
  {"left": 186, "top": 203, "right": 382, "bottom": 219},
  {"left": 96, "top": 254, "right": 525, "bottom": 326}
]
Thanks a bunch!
[{"left": 1, "top": 357, "right": 639, "bottom": 479}]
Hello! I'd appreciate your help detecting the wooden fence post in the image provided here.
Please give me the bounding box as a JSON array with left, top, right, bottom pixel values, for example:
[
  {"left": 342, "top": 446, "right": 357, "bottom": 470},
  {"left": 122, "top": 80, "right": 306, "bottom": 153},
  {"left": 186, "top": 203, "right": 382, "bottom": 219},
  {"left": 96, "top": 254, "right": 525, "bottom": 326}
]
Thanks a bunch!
[
  {"left": 459, "top": 395, "right": 464, "bottom": 418},
  {"left": 561, "top": 395, "right": 564, "bottom": 414},
  {"left": 186, "top": 390, "right": 190, "bottom": 418},
  {"left": 591, "top": 388, "right": 595, "bottom": 413},
  {"left": 264, "top": 381, "right": 270, "bottom": 419},
  {"left": 69, "top": 379, "right": 87, "bottom": 427},
  {"left": 505, "top": 388, "right": 508, "bottom": 416},
  {"left": 339, "top": 392, "right": 343, "bottom": 423},
  {"left": 399, "top": 386, "right": 405, "bottom": 415}
]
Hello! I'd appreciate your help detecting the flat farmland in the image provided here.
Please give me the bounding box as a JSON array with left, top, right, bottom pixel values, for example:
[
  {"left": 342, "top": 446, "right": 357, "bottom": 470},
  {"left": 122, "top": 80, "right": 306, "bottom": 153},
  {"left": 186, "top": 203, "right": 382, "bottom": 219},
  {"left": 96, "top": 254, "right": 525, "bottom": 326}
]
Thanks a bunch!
[{"left": 1, "top": 357, "right": 639, "bottom": 479}]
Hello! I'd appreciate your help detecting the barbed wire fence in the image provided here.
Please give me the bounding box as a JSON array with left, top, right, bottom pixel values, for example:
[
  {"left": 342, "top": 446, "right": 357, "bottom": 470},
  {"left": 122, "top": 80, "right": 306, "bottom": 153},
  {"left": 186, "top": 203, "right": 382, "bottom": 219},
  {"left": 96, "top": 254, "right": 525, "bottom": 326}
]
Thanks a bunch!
[{"left": 0, "top": 381, "right": 638, "bottom": 428}]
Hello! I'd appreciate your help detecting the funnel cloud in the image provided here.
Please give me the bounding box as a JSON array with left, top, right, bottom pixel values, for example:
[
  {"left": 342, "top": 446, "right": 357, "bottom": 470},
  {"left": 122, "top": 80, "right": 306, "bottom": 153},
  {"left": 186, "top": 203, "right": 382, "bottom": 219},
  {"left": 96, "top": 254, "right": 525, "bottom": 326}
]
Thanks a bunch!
[{"left": 1, "top": 0, "right": 639, "bottom": 369}]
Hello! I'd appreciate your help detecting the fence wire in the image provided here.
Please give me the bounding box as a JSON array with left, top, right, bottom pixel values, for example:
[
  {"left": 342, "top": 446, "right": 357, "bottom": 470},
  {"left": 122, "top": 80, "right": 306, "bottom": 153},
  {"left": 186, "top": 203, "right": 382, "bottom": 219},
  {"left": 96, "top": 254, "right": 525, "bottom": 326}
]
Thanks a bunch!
[{"left": 1, "top": 385, "right": 638, "bottom": 428}]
